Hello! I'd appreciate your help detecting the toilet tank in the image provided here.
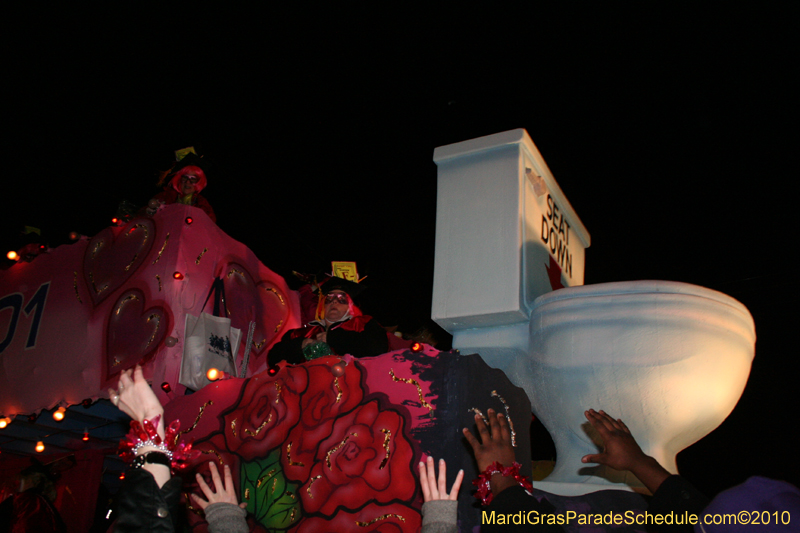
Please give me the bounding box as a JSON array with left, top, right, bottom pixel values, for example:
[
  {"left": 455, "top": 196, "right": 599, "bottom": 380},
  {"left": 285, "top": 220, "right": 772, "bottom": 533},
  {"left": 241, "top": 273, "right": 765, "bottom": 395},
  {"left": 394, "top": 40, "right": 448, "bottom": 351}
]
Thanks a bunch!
[{"left": 432, "top": 129, "right": 591, "bottom": 333}]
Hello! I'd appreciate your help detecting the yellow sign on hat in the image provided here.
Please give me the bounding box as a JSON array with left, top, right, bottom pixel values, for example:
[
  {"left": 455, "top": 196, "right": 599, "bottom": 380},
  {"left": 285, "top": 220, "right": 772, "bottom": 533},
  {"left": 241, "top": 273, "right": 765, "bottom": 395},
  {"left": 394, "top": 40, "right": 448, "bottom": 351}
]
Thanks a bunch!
[{"left": 331, "top": 261, "right": 359, "bottom": 282}]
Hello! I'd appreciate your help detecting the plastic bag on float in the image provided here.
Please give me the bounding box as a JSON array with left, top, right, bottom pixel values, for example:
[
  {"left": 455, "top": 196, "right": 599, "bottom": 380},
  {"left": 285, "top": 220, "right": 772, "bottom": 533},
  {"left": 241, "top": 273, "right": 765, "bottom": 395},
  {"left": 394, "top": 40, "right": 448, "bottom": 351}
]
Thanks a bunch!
[{"left": 179, "top": 277, "right": 241, "bottom": 390}]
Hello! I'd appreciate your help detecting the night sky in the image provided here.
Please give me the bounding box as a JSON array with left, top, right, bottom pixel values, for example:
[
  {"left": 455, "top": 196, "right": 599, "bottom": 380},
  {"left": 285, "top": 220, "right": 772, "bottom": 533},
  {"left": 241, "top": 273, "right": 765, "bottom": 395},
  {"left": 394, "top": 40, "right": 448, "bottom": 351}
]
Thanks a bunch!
[{"left": 3, "top": 6, "right": 797, "bottom": 497}]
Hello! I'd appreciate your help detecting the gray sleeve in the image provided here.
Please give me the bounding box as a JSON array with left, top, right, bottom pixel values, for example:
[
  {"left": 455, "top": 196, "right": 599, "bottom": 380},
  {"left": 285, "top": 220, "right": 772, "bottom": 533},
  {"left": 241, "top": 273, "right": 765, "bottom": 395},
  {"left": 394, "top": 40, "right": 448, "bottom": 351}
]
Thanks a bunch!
[
  {"left": 421, "top": 500, "right": 459, "bottom": 533},
  {"left": 205, "top": 502, "right": 248, "bottom": 533}
]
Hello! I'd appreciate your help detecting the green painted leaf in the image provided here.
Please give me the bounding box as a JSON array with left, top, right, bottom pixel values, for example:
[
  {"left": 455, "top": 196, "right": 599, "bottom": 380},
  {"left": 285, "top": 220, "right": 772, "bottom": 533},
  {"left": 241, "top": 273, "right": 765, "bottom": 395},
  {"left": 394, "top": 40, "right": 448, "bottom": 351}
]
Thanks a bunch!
[{"left": 240, "top": 448, "right": 302, "bottom": 531}]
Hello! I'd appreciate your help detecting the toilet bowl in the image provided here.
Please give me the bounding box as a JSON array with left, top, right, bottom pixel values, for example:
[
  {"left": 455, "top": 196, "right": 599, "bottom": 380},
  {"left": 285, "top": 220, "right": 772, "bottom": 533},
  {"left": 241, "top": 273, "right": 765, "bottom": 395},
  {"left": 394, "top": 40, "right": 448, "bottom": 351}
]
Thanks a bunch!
[{"left": 528, "top": 280, "right": 755, "bottom": 491}]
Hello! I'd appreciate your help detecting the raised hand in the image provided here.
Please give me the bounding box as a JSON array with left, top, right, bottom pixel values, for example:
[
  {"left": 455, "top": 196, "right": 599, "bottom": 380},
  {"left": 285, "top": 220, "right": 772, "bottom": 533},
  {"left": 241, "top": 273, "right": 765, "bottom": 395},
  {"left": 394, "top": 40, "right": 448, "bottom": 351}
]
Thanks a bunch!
[
  {"left": 191, "top": 462, "right": 247, "bottom": 510},
  {"left": 581, "top": 409, "right": 670, "bottom": 493},
  {"left": 581, "top": 409, "right": 648, "bottom": 471},
  {"left": 109, "top": 364, "right": 165, "bottom": 437},
  {"left": 463, "top": 408, "right": 518, "bottom": 497},
  {"left": 462, "top": 408, "right": 516, "bottom": 472},
  {"left": 419, "top": 456, "right": 464, "bottom": 502}
]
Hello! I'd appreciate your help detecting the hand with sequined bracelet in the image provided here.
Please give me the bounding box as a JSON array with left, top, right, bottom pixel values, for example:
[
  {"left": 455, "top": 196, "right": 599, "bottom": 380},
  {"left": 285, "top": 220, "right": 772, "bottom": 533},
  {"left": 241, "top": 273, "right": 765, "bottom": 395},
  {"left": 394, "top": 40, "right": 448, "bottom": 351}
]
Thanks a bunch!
[
  {"left": 463, "top": 408, "right": 526, "bottom": 502},
  {"left": 464, "top": 409, "right": 564, "bottom": 532}
]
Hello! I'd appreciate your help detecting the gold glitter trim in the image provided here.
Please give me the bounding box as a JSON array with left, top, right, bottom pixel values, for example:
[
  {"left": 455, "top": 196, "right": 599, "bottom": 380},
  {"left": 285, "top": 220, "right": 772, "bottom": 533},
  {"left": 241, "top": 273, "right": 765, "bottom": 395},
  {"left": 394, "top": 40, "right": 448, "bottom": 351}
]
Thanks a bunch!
[
  {"left": 290, "top": 508, "right": 297, "bottom": 521},
  {"left": 115, "top": 294, "right": 139, "bottom": 315},
  {"left": 112, "top": 357, "right": 121, "bottom": 367},
  {"left": 89, "top": 272, "right": 108, "bottom": 295},
  {"left": 195, "top": 247, "right": 208, "bottom": 265},
  {"left": 244, "top": 488, "right": 250, "bottom": 499},
  {"left": 274, "top": 319, "right": 283, "bottom": 333},
  {"left": 286, "top": 442, "right": 305, "bottom": 467},
  {"left": 91, "top": 240, "right": 103, "bottom": 260},
  {"left": 226, "top": 268, "right": 244, "bottom": 279},
  {"left": 468, "top": 408, "right": 489, "bottom": 427},
  {"left": 275, "top": 381, "right": 282, "bottom": 403},
  {"left": 286, "top": 491, "right": 295, "bottom": 500},
  {"left": 146, "top": 314, "right": 160, "bottom": 347},
  {"left": 73, "top": 272, "right": 82, "bottom": 303},
  {"left": 184, "top": 492, "right": 203, "bottom": 516},
  {"left": 256, "top": 469, "right": 276, "bottom": 488},
  {"left": 389, "top": 369, "right": 434, "bottom": 418},
  {"left": 271, "top": 477, "right": 278, "bottom": 494},
  {"left": 491, "top": 390, "right": 517, "bottom": 447},
  {"left": 333, "top": 377, "right": 342, "bottom": 403},
  {"left": 152, "top": 233, "right": 169, "bottom": 264},
  {"left": 306, "top": 475, "right": 321, "bottom": 499},
  {"left": 326, "top": 433, "right": 357, "bottom": 469},
  {"left": 174, "top": 401, "right": 213, "bottom": 445},
  {"left": 356, "top": 514, "right": 406, "bottom": 527},
  {"left": 244, "top": 416, "right": 269, "bottom": 437},
  {"left": 379, "top": 429, "right": 391, "bottom": 469},
  {"left": 262, "top": 286, "right": 285, "bottom": 305},
  {"left": 253, "top": 339, "right": 266, "bottom": 350},
  {"left": 123, "top": 253, "right": 139, "bottom": 272},
  {"left": 230, "top": 418, "right": 237, "bottom": 438},
  {"left": 128, "top": 223, "right": 149, "bottom": 243},
  {"left": 155, "top": 274, "right": 162, "bottom": 292},
  {"left": 200, "top": 448, "right": 225, "bottom": 465}
]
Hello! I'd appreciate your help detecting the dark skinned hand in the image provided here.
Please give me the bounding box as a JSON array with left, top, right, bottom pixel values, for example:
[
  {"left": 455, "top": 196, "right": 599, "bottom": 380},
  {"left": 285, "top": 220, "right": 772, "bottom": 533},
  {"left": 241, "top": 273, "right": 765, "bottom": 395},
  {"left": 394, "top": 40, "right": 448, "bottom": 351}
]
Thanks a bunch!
[
  {"left": 581, "top": 409, "right": 670, "bottom": 494},
  {"left": 463, "top": 408, "right": 518, "bottom": 496}
]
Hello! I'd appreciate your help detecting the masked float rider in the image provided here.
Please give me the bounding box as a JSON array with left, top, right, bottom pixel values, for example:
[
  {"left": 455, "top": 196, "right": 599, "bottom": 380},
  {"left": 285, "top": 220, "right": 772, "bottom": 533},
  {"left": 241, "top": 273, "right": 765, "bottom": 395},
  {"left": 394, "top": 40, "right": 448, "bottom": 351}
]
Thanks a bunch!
[
  {"left": 267, "top": 277, "right": 389, "bottom": 366},
  {"left": 149, "top": 153, "right": 217, "bottom": 223}
]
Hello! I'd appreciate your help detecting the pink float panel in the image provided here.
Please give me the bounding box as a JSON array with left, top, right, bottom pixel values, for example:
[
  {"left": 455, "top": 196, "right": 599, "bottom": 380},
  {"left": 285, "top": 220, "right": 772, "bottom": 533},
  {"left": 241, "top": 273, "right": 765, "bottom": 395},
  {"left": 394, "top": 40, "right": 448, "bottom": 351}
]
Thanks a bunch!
[{"left": 0, "top": 205, "right": 300, "bottom": 416}]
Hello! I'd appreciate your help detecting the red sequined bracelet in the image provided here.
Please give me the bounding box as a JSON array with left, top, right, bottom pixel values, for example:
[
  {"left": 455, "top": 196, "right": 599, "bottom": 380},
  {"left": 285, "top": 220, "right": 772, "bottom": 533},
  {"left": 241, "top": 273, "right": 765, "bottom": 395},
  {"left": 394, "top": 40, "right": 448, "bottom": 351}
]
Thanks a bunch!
[
  {"left": 473, "top": 461, "right": 533, "bottom": 506},
  {"left": 118, "top": 415, "right": 200, "bottom": 472}
]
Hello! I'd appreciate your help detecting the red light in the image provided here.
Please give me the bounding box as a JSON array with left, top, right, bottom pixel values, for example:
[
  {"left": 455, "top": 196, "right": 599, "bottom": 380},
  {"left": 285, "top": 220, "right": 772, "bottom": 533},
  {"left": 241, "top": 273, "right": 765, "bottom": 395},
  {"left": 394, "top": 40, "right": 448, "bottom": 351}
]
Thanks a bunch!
[
  {"left": 83, "top": 432, "right": 89, "bottom": 441},
  {"left": 161, "top": 382, "right": 172, "bottom": 393},
  {"left": 35, "top": 441, "right": 45, "bottom": 453},
  {"left": 267, "top": 366, "right": 279, "bottom": 376},
  {"left": 39, "top": 245, "right": 46, "bottom": 250},
  {"left": 6, "top": 251, "right": 18, "bottom": 261},
  {"left": 68, "top": 231, "right": 79, "bottom": 241},
  {"left": 81, "top": 398, "right": 92, "bottom": 408},
  {"left": 185, "top": 217, "right": 193, "bottom": 225},
  {"left": 411, "top": 342, "right": 423, "bottom": 352},
  {"left": 173, "top": 272, "right": 184, "bottom": 280},
  {"left": 207, "top": 368, "right": 220, "bottom": 381},
  {"left": 119, "top": 473, "right": 125, "bottom": 480},
  {"left": 111, "top": 218, "right": 119, "bottom": 225}
]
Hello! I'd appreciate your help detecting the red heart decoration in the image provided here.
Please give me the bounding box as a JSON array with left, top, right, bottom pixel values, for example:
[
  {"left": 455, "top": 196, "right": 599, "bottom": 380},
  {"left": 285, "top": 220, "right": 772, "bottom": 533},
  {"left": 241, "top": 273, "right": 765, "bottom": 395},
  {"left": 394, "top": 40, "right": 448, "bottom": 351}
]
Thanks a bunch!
[
  {"left": 83, "top": 217, "right": 156, "bottom": 306},
  {"left": 105, "top": 289, "right": 168, "bottom": 380},
  {"left": 220, "top": 262, "right": 291, "bottom": 366}
]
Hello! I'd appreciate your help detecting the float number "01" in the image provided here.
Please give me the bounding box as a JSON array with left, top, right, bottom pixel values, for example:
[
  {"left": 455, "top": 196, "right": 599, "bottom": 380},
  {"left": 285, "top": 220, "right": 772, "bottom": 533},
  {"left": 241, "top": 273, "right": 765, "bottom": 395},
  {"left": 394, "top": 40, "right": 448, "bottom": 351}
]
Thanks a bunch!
[{"left": 0, "top": 282, "right": 50, "bottom": 354}]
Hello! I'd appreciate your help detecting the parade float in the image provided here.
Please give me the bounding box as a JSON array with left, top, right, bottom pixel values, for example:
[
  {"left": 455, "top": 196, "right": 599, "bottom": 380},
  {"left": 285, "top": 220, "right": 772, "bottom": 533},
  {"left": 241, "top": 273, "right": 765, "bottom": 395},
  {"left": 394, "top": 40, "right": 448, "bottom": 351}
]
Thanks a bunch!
[{"left": 0, "top": 130, "right": 756, "bottom": 532}]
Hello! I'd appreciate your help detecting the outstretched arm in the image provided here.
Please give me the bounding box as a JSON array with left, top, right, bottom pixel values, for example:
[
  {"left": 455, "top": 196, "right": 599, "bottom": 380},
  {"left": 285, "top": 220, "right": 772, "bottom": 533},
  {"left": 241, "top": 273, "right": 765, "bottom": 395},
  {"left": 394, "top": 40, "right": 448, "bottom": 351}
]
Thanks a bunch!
[{"left": 581, "top": 409, "right": 670, "bottom": 494}]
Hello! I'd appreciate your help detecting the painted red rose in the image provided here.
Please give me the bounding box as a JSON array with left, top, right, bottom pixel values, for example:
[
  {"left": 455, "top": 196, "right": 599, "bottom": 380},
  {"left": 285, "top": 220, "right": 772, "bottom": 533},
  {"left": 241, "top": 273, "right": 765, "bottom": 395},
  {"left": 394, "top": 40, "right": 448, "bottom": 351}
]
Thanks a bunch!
[
  {"left": 293, "top": 502, "right": 421, "bottom": 533},
  {"left": 223, "top": 365, "right": 308, "bottom": 460},
  {"left": 281, "top": 357, "right": 363, "bottom": 483},
  {"left": 300, "top": 400, "right": 416, "bottom": 515}
]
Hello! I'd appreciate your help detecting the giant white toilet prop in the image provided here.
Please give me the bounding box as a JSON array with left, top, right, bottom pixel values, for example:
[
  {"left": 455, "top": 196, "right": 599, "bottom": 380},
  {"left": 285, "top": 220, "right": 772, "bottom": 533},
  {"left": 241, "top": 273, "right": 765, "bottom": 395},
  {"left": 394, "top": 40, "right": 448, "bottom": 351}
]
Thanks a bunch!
[{"left": 432, "top": 129, "right": 756, "bottom": 495}]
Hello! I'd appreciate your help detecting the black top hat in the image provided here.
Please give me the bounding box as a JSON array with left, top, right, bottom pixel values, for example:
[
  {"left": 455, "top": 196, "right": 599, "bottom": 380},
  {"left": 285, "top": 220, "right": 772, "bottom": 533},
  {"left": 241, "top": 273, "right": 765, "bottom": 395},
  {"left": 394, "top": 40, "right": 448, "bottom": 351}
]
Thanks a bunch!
[{"left": 321, "top": 276, "right": 366, "bottom": 298}]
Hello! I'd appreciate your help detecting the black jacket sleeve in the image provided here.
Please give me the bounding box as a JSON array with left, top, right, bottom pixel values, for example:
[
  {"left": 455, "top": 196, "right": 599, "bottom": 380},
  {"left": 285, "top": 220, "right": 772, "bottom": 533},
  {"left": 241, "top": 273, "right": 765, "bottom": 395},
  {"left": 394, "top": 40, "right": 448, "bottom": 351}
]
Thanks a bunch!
[
  {"left": 113, "top": 468, "right": 183, "bottom": 533},
  {"left": 647, "top": 475, "right": 710, "bottom": 533},
  {"left": 327, "top": 318, "right": 389, "bottom": 358}
]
